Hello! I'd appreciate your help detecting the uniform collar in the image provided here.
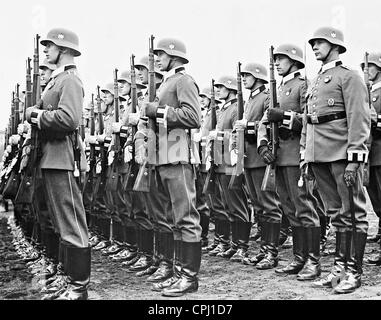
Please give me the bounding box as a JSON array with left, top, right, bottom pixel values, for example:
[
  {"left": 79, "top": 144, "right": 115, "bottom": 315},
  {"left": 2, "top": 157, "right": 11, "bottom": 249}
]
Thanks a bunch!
[
  {"left": 371, "top": 81, "right": 381, "bottom": 92},
  {"left": 250, "top": 85, "right": 266, "bottom": 99},
  {"left": 221, "top": 98, "right": 237, "bottom": 111},
  {"left": 163, "top": 66, "right": 185, "bottom": 82},
  {"left": 51, "top": 63, "right": 77, "bottom": 79},
  {"left": 281, "top": 71, "right": 301, "bottom": 85},
  {"left": 319, "top": 59, "right": 342, "bottom": 74}
]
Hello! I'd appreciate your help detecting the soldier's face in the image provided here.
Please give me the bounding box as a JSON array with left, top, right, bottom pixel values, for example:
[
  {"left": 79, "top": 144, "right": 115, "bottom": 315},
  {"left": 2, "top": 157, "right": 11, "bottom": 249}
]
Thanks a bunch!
[
  {"left": 119, "top": 81, "right": 131, "bottom": 96},
  {"left": 200, "top": 96, "right": 210, "bottom": 109},
  {"left": 242, "top": 73, "right": 255, "bottom": 89},
  {"left": 368, "top": 64, "right": 381, "bottom": 82},
  {"left": 43, "top": 42, "right": 60, "bottom": 64},
  {"left": 156, "top": 51, "right": 171, "bottom": 72},
  {"left": 104, "top": 92, "right": 114, "bottom": 105},
  {"left": 136, "top": 66, "right": 148, "bottom": 84},
  {"left": 40, "top": 68, "right": 53, "bottom": 85},
  {"left": 215, "top": 85, "right": 229, "bottom": 100},
  {"left": 275, "top": 55, "right": 293, "bottom": 76},
  {"left": 311, "top": 39, "right": 332, "bottom": 61}
]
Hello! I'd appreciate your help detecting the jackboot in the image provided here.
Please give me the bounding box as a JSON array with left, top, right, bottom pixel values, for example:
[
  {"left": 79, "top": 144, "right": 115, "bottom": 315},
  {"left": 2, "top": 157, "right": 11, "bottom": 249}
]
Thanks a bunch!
[
  {"left": 230, "top": 221, "right": 251, "bottom": 263},
  {"left": 257, "top": 222, "right": 281, "bottom": 269},
  {"left": 151, "top": 239, "right": 181, "bottom": 292},
  {"left": 334, "top": 232, "right": 367, "bottom": 294},
  {"left": 209, "top": 219, "right": 230, "bottom": 256},
  {"left": 250, "top": 218, "right": 262, "bottom": 242},
  {"left": 122, "top": 226, "right": 141, "bottom": 267},
  {"left": 136, "top": 230, "right": 160, "bottom": 277},
  {"left": 367, "top": 219, "right": 381, "bottom": 243},
  {"left": 55, "top": 245, "right": 91, "bottom": 300},
  {"left": 204, "top": 219, "right": 220, "bottom": 252},
  {"left": 312, "top": 231, "right": 347, "bottom": 288},
  {"left": 320, "top": 214, "right": 328, "bottom": 253},
  {"left": 218, "top": 220, "right": 238, "bottom": 258},
  {"left": 243, "top": 220, "right": 268, "bottom": 266},
  {"left": 128, "top": 229, "right": 154, "bottom": 272},
  {"left": 161, "top": 241, "right": 201, "bottom": 297},
  {"left": 147, "top": 232, "right": 174, "bottom": 282},
  {"left": 200, "top": 214, "right": 210, "bottom": 251},
  {"left": 297, "top": 227, "right": 321, "bottom": 281},
  {"left": 275, "top": 226, "right": 306, "bottom": 274}
]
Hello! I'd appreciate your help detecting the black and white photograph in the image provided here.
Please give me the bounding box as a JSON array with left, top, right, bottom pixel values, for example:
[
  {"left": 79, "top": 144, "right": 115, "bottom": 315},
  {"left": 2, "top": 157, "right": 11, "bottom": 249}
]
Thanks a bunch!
[{"left": 1, "top": 0, "right": 381, "bottom": 308}]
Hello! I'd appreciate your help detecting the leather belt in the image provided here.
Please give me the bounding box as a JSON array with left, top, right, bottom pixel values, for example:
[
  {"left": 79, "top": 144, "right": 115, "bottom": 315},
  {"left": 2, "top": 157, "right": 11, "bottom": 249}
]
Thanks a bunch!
[{"left": 307, "top": 111, "right": 346, "bottom": 124}]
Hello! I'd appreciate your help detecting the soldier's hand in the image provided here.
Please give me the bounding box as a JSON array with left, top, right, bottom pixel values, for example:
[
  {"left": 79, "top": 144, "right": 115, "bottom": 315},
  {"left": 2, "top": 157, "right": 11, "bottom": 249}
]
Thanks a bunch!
[
  {"left": 234, "top": 119, "right": 248, "bottom": 130},
  {"left": 300, "top": 161, "right": 314, "bottom": 181},
  {"left": 258, "top": 145, "right": 276, "bottom": 164},
  {"left": 6, "top": 145, "right": 12, "bottom": 153},
  {"left": 17, "top": 122, "right": 30, "bottom": 135},
  {"left": 141, "top": 101, "right": 159, "bottom": 118},
  {"left": 97, "top": 133, "right": 106, "bottom": 143},
  {"left": 192, "top": 131, "right": 202, "bottom": 143},
  {"left": 128, "top": 113, "right": 140, "bottom": 126},
  {"left": 9, "top": 135, "right": 20, "bottom": 146},
  {"left": 267, "top": 108, "right": 285, "bottom": 123},
  {"left": 25, "top": 106, "right": 37, "bottom": 124},
  {"left": 112, "top": 122, "right": 121, "bottom": 133},
  {"left": 85, "top": 135, "right": 97, "bottom": 145},
  {"left": 344, "top": 162, "right": 360, "bottom": 187},
  {"left": 137, "top": 117, "right": 148, "bottom": 132},
  {"left": 208, "top": 130, "right": 218, "bottom": 141}
]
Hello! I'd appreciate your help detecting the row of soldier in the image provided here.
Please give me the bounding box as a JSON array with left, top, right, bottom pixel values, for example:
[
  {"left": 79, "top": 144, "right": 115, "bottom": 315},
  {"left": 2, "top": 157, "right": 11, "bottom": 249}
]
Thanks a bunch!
[{"left": 1, "top": 25, "right": 381, "bottom": 300}]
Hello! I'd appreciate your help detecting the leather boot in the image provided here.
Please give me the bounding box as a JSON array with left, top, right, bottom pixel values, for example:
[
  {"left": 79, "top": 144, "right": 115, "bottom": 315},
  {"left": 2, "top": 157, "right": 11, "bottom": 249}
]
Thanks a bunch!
[
  {"left": 200, "top": 214, "right": 210, "bottom": 251},
  {"left": 257, "top": 222, "right": 280, "bottom": 269},
  {"left": 218, "top": 220, "right": 238, "bottom": 258},
  {"left": 334, "top": 232, "right": 367, "bottom": 294},
  {"left": 320, "top": 215, "right": 328, "bottom": 254},
  {"left": 209, "top": 219, "right": 230, "bottom": 256},
  {"left": 281, "top": 227, "right": 293, "bottom": 249},
  {"left": 162, "top": 241, "right": 201, "bottom": 297},
  {"left": 151, "top": 239, "right": 181, "bottom": 292},
  {"left": 54, "top": 245, "right": 91, "bottom": 300},
  {"left": 312, "top": 231, "right": 347, "bottom": 288},
  {"left": 119, "top": 224, "right": 138, "bottom": 261},
  {"left": 128, "top": 229, "right": 154, "bottom": 272},
  {"left": 136, "top": 230, "right": 160, "bottom": 277},
  {"left": 367, "top": 218, "right": 381, "bottom": 243},
  {"left": 251, "top": 218, "right": 262, "bottom": 242},
  {"left": 297, "top": 227, "right": 321, "bottom": 281},
  {"left": 122, "top": 226, "right": 141, "bottom": 267},
  {"left": 365, "top": 240, "right": 381, "bottom": 265},
  {"left": 147, "top": 232, "right": 174, "bottom": 282},
  {"left": 230, "top": 221, "right": 251, "bottom": 263},
  {"left": 275, "top": 226, "right": 306, "bottom": 274},
  {"left": 205, "top": 219, "right": 220, "bottom": 252}
]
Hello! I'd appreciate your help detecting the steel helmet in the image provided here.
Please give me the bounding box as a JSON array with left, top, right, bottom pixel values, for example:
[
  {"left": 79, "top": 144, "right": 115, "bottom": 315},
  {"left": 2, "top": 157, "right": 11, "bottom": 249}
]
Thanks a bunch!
[
  {"left": 134, "top": 55, "right": 164, "bottom": 77},
  {"left": 118, "top": 70, "right": 147, "bottom": 89},
  {"left": 39, "top": 59, "right": 57, "bottom": 71},
  {"left": 241, "top": 63, "right": 268, "bottom": 83},
  {"left": 100, "top": 82, "right": 126, "bottom": 101},
  {"left": 308, "top": 26, "right": 346, "bottom": 54},
  {"left": 154, "top": 38, "right": 188, "bottom": 64},
  {"left": 360, "top": 52, "right": 381, "bottom": 69},
  {"left": 40, "top": 27, "right": 81, "bottom": 57},
  {"left": 273, "top": 44, "right": 304, "bottom": 68},
  {"left": 214, "top": 76, "right": 238, "bottom": 91},
  {"left": 199, "top": 86, "right": 222, "bottom": 104}
]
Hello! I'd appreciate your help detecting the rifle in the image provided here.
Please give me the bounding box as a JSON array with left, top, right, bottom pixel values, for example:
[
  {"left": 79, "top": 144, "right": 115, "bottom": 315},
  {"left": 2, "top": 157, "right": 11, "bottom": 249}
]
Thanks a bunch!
[
  {"left": 133, "top": 35, "right": 156, "bottom": 192},
  {"left": 105, "top": 69, "right": 121, "bottom": 192},
  {"left": 363, "top": 52, "right": 371, "bottom": 187},
  {"left": 229, "top": 62, "right": 245, "bottom": 189},
  {"left": 15, "top": 34, "right": 41, "bottom": 204},
  {"left": 202, "top": 79, "right": 218, "bottom": 194},
  {"left": 124, "top": 54, "right": 140, "bottom": 191},
  {"left": 261, "top": 46, "right": 279, "bottom": 192}
]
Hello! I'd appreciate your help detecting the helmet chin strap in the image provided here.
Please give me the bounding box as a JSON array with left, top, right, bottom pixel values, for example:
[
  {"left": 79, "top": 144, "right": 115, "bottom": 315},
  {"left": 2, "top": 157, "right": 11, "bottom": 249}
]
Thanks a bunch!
[
  {"left": 249, "top": 78, "right": 257, "bottom": 91},
  {"left": 53, "top": 49, "right": 62, "bottom": 65}
]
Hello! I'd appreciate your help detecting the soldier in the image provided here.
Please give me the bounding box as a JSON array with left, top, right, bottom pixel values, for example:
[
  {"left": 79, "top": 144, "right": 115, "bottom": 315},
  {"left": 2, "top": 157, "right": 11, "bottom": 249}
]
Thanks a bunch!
[
  {"left": 140, "top": 37, "right": 202, "bottom": 297},
  {"left": 233, "top": 63, "right": 283, "bottom": 269},
  {"left": 256, "top": 44, "right": 321, "bottom": 280},
  {"left": 25, "top": 28, "right": 90, "bottom": 300},
  {"left": 301, "top": 27, "right": 370, "bottom": 294},
  {"left": 362, "top": 52, "right": 381, "bottom": 265},
  {"left": 208, "top": 76, "right": 251, "bottom": 262}
]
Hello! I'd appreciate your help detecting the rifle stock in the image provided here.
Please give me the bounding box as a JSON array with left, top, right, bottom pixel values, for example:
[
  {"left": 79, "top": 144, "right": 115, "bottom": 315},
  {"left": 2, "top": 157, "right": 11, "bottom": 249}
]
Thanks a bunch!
[{"left": 363, "top": 52, "right": 371, "bottom": 187}]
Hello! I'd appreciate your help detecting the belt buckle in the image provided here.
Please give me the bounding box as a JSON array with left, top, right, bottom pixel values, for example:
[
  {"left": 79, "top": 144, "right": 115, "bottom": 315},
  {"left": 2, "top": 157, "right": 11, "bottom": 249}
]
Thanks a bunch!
[{"left": 311, "top": 114, "right": 319, "bottom": 124}]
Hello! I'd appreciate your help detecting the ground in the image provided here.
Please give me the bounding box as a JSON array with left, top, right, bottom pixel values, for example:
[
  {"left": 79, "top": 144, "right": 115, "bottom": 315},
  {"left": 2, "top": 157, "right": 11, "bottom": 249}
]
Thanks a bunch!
[{"left": 1, "top": 205, "right": 381, "bottom": 301}]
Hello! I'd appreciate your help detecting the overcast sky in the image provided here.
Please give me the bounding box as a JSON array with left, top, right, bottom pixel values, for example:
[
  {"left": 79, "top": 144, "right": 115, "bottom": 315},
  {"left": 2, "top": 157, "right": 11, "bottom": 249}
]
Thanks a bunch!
[{"left": 1, "top": 0, "right": 380, "bottom": 130}]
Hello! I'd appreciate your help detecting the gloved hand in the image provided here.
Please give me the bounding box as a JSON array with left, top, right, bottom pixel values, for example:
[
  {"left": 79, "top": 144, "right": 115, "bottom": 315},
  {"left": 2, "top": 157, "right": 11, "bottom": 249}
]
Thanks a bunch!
[
  {"left": 9, "top": 135, "right": 20, "bottom": 146},
  {"left": 344, "top": 162, "right": 360, "bottom": 187},
  {"left": 208, "top": 130, "right": 218, "bottom": 141},
  {"left": 234, "top": 119, "right": 248, "bottom": 130},
  {"left": 17, "top": 122, "right": 30, "bottom": 135},
  {"left": 128, "top": 113, "right": 140, "bottom": 126},
  {"left": 96, "top": 133, "right": 106, "bottom": 143},
  {"left": 85, "top": 135, "right": 97, "bottom": 145},
  {"left": 267, "top": 108, "right": 285, "bottom": 123},
  {"left": 258, "top": 145, "right": 276, "bottom": 164},
  {"left": 25, "top": 106, "right": 38, "bottom": 123},
  {"left": 112, "top": 122, "right": 121, "bottom": 133},
  {"left": 300, "top": 160, "right": 314, "bottom": 180},
  {"left": 6, "top": 145, "right": 12, "bottom": 153},
  {"left": 141, "top": 101, "right": 159, "bottom": 118},
  {"left": 192, "top": 131, "right": 202, "bottom": 143}
]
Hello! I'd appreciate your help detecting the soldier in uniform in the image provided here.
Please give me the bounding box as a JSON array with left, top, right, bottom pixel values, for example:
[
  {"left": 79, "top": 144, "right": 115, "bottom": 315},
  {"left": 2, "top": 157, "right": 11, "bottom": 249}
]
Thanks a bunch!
[
  {"left": 362, "top": 52, "right": 381, "bottom": 265},
  {"left": 256, "top": 44, "right": 322, "bottom": 280},
  {"left": 25, "top": 28, "right": 90, "bottom": 300},
  {"left": 207, "top": 76, "right": 251, "bottom": 262},
  {"left": 301, "top": 27, "right": 370, "bottom": 294},
  {"left": 233, "top": 63, "right": 283, "bottom": 269},
  {"left": 140, "top": 38, "right": 202, "bottom": 297}
]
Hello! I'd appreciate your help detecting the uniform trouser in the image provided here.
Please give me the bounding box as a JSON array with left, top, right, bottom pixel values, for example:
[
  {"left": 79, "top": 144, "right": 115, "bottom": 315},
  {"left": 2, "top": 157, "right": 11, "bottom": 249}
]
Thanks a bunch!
[
  {"left": 156, "top": 164, "right": 201, "bottom": 243},
  {"left": 143, "top": 168, "right": 172, "bottom": 233},
  {"left": 311, "top": 161, "right": 368, "bottom": 233},
  {"left": 276, "top": 166, "right": 320, "bottom": 227},
  {"left": 217, "top": 172, "right": 250, "bottom": 223},
  {"left": 244, "top": 167, "right": 282, "bottom": 223},
  {"left": 196, "top": 171, "right": 210, "bottom": 220},
  {"left": 367, "top": 165, "right": 381, "bottom": 218},
  {"left": 42, "top": 169, "right": 89, "bottom": 248},
  {"left": 205, "top": 173, "right": 228, "bottom": 223},
  {"left": 33, "top": 176, "right": 55, "bottom": 233}
]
